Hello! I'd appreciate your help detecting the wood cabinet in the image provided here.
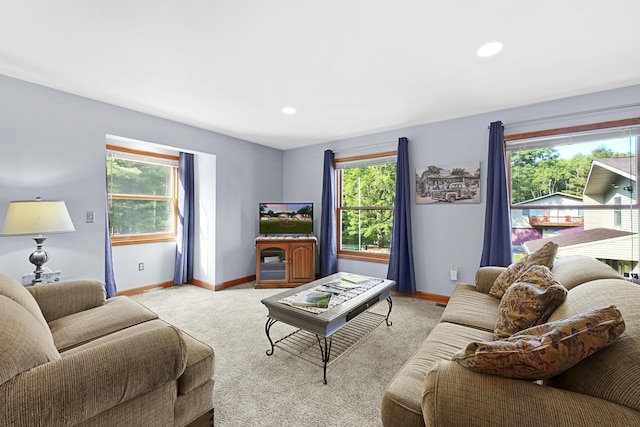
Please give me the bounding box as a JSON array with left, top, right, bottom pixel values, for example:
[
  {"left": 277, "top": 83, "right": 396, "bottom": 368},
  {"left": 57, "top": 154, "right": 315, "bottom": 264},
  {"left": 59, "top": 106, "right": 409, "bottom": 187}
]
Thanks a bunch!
[{"left": 255, "top": 236, "right": 316, "bottom": 288}]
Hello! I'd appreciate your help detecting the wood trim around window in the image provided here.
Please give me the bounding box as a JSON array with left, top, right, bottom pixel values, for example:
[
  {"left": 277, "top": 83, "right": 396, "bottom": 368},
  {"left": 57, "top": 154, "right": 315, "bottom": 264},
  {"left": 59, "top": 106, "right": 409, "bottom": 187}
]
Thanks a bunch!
[
  {"left": 107, "top": 145, "right": 180, "bottom": 246},
  {"left": 334, "top": 150, "right": 397, "bottom": 165},
  {"left": 504, "top": 117, "right": 640, "bottom": 142},
  {"left": 335, "top": 151, "right": 397, "bottom": 264},
  {"left": 106, "top": 144, "right": 181, "bottom": 161}
]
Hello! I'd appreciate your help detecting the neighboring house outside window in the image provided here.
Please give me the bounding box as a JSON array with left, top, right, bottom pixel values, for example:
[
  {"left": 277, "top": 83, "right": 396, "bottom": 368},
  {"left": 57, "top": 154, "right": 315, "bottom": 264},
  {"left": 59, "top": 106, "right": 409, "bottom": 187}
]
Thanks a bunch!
[
  {"left": 336, "top": 151, "right": 397, "bottom": 264},
  {"left": 106, "top": 145, "right": 179, "bottom": 245},
  {"left": 507, "top": 119, "right": 640, "bottom": 277}
]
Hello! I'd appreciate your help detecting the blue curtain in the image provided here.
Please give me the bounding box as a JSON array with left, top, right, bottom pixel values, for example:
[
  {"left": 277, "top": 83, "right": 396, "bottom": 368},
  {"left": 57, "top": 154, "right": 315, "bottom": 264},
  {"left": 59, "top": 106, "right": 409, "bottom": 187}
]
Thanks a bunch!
[
  {"left": 480, "top": 121, "right": 512, "bottom": 267},
  {"left": 104, "top": 196, "right": 117, "bottom": 298},
  {"left": 174, "top": 152, "right": 195, "bottom": 284},
  {"left": 320, "top": 149, "right": 338, "bottom": 276},
  {"left": 387, "top": 137, "right": 416, "bottom": 293}
]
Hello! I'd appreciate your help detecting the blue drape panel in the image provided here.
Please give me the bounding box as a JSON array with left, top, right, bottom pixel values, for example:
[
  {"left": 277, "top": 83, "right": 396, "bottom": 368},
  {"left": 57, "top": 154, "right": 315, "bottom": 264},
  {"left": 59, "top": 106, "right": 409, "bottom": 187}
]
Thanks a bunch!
[
  {"left": 480, "top": 121, "right": 512, "bottom": 267},
  {"left": 174, "top": 152, "right": 195, "bottom": 284},
  {"left": 387, "top": 137, "right": 416, "bottom": 293},
  {"left": 320, "top": 149, "right": 338, "bottom": 277},
  {"left": 104, "top": 196, "right": 117, "bottom": 298}
]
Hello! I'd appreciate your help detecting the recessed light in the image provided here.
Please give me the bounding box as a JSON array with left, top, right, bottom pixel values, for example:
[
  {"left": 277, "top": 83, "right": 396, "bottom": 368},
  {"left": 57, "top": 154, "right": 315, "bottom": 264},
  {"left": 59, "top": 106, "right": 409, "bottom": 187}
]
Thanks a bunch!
[
  {"left": 477, "top": 41, "right": 503, "bottom": 57},
  {"left": 282, "top": 107, "right": 296, "bottom": 115}
]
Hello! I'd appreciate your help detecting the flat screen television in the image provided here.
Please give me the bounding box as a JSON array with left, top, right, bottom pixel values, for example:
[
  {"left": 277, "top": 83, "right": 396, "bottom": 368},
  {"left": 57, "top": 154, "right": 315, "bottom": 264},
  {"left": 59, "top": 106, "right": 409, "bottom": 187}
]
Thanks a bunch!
[{"left": 259, "top": 202, "right": 313, "bottom": 235}]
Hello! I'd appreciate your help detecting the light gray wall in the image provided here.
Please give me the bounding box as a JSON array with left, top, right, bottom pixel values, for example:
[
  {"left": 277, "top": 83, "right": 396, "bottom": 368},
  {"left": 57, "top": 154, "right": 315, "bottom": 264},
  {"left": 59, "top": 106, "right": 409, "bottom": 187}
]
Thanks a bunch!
[
  {"left": 2, "top": 72, "right": 639, "bottom": 295},
  {"left": 0, "top": 74, "right": 283, "bottom": 288},
  {"left": 284, "top": 84, "right": 640, "bottom": 296},
  {"left": 195, "top": 153, "right": 217, "bottom": 283}
]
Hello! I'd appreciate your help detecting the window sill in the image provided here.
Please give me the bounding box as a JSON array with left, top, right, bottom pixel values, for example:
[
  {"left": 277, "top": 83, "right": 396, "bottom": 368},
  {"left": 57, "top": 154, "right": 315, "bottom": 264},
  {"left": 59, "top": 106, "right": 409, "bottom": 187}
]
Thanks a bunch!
[
  {"left": 111, "top": 235, "right": 176, "bottom": 246},
  {"left": 338, "top": 251, "right": 389, "bottom": 264}
]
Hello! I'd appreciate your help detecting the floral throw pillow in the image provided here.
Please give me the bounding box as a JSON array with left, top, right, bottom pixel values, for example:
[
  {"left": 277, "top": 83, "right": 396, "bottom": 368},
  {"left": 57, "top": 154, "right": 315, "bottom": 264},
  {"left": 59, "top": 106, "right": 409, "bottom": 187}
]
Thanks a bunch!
[
  {"left": 489, "top": 241, "right": 558, "bottom": 299},
  {"left": 452, "top": 305, "right": 625, "bottom": 381},
  {"left": 494, "top": 265, "right": 567, "bottom": 339}
]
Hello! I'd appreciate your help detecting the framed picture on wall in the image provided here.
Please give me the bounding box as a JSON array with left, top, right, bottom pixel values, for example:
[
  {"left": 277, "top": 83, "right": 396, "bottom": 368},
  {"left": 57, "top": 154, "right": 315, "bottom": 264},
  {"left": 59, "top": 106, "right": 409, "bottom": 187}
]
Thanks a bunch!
[{"left": 415, "top": 161, "right": 481, "bottom": 204}]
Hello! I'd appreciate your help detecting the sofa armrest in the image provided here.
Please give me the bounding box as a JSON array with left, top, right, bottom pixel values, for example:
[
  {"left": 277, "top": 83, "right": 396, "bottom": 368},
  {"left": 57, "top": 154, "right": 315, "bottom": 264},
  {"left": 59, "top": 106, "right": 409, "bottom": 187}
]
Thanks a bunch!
[
  {"left": 422, "top": 360, "right": 640, "bottom": 427},
  {"left": 474, "top": 266, "right": 506, "bottom": 294},
  {"left": 27, "top": 279, "right": 106, "bottom": 322},
  {"left": 0, "top": 325, "right": 186, "bottom": 426}
]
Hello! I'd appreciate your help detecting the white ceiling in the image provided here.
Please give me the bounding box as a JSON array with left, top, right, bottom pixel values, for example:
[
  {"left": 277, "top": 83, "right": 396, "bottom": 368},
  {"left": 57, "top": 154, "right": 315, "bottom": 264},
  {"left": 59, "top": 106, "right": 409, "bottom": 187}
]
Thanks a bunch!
[{"left": 1, "top": 1, "right": 639, "bottom": 150}]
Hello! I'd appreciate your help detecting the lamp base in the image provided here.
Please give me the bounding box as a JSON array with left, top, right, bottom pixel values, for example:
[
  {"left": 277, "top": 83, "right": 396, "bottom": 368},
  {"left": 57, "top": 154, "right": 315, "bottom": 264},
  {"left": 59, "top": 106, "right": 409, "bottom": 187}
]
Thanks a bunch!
[{"left": 29, "top": 236, "right": 50, "bottom": 284}]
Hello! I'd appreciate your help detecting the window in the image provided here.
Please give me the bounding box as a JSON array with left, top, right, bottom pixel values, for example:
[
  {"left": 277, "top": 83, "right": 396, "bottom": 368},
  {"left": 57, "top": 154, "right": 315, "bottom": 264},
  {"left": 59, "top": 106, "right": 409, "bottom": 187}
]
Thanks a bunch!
[
  {"left": 614, "top": 196, "right": 622, "bottom": 226},
  {"left": 507, "top": 118, "right": 640, "bottom": 277},
  {"left": 336, "top": 151, "right": 397, "bottom": 263},
  {"left": 106, "top": 145, "right": 179, "bottom": 245}
]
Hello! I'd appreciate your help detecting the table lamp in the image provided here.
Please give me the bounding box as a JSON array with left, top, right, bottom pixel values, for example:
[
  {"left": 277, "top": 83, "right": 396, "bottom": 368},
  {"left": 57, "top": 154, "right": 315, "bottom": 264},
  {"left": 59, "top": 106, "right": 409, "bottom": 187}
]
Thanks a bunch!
[{"left": 1, "top": 197, "right": 76, "bottom": 284}]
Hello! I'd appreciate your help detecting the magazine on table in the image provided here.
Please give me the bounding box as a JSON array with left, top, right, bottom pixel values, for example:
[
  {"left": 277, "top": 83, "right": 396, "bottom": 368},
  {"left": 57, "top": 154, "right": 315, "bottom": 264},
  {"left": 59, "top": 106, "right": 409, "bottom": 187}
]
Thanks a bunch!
[
  {"left": 314, "top": 280, "right": 354, "bottom": 294},
  {"left": 315, "top": 277, "right": 366, "bottom": 293},
  {"left": 278, "top": 289, "right": 335, "bottom": 313},
  {"left": 278, "top": 275, "right": 385, "bottom": 314}
]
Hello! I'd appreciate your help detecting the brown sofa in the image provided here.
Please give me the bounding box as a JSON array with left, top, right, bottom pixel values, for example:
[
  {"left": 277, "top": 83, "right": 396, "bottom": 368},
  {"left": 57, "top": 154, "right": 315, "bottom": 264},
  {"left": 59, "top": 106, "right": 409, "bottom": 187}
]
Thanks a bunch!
[
  {"left": 0, "top": 273, "right": 214, "bottom": 426},
  {"left": 381, "top": 255, "right": 640, "bottom": 426}
]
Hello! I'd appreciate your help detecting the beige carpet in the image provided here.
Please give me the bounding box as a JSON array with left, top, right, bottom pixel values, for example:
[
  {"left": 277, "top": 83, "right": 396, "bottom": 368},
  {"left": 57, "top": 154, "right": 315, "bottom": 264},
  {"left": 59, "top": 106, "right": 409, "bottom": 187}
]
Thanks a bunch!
[{"left": 132, "top": 282, "right": 444, "bottom": 427}]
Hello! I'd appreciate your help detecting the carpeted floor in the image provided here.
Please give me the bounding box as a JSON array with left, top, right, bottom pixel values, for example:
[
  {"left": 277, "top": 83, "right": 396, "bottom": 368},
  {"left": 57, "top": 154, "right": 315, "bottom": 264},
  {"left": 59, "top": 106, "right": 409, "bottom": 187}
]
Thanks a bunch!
[{"left": 132, "top": 282, "right": 445, "bottom": 427}]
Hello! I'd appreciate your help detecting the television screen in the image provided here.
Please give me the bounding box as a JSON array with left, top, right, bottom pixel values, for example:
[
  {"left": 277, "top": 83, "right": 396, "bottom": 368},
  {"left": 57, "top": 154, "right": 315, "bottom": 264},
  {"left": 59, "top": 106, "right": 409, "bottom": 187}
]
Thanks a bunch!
[{"left": 259, "top": 203, "right": 313, "bottom": 234}]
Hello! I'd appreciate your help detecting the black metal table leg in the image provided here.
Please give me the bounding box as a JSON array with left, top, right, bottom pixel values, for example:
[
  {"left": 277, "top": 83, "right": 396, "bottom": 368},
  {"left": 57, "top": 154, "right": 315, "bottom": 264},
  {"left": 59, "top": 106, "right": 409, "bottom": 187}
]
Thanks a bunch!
[
  {"left": 315, "top": 335, "right": 332, "bottom": 384},
  {"left": 265, "top": 318, "right": 278, "bottom": 356},
  {"left": 385, "top": 296, "right": 393, "bottom": 326}
]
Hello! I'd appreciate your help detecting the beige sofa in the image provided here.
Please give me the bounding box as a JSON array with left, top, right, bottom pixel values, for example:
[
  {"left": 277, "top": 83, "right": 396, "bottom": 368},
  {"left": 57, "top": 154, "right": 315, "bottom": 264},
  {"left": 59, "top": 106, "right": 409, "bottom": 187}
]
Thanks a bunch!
[
  {"left": 381, "top": 255, "right": 640, "bottom": 426},
  {"left": 0, "top": 273, "right": 214, "bottom": 427}
]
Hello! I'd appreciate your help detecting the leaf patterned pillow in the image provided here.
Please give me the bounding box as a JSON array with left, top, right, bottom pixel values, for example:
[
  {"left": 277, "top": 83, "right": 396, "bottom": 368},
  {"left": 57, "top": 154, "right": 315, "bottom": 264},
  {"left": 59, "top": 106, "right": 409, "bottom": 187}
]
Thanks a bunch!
[
  {"left": 453, "top": 305, "right": 625, "bottom": 381},
  {"left": 494, "top": 265, "right": 567, "bottom": 339},
  {"left": 489, "top": 241, "right": 558, "bottom": 299}
]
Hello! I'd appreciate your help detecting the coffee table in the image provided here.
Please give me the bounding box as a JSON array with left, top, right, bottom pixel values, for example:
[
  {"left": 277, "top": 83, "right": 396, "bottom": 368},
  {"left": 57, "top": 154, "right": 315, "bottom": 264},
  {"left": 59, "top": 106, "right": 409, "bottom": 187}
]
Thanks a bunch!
[{"left": 261, "top": 272, "right": 395, "bottom": 384}]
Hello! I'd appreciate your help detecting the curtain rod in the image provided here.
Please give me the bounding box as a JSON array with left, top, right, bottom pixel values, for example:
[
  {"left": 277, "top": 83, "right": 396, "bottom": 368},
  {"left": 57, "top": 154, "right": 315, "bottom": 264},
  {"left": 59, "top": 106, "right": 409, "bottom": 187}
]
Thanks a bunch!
[
  {"left": 332, "top": 140, "right": 397, "bottom": 154},
  {"left": 495, "top": 102, "right": 640, "bottom": 129}
]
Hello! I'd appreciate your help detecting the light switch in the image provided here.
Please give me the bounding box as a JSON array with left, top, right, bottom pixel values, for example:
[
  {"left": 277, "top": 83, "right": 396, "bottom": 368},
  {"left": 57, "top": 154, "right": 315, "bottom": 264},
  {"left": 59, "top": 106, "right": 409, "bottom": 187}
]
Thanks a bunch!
[{"left": 86, "top": 211, "right": 95, "bottom": 223}]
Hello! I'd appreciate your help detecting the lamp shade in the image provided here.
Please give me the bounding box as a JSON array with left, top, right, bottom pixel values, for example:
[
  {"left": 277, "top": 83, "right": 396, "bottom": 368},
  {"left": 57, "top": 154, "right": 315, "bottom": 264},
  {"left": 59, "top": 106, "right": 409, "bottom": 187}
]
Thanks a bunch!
[{"left": 1, "top": 199, "right": 76, "bottom": 236}]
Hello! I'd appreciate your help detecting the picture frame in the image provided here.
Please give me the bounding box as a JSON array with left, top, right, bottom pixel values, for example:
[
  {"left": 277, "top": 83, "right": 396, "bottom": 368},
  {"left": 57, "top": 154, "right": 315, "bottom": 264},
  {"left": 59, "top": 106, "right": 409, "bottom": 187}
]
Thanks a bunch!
[{"left": 415, "top": 161, "right": 481, "bottom": 204}]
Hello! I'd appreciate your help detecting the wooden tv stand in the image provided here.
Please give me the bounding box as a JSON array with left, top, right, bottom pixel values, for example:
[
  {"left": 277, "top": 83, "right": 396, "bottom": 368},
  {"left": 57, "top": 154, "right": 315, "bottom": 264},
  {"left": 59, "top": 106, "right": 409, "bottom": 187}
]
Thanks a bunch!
[{"left": 255, "top": 235, "right": 317, "bottom": 288}]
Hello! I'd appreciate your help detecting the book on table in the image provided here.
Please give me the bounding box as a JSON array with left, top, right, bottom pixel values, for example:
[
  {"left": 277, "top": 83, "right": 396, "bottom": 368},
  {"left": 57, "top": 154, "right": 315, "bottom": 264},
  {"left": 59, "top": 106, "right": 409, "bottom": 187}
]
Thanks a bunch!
[{"left": 340, "top": 274, "right": 370, "bottom": 285}]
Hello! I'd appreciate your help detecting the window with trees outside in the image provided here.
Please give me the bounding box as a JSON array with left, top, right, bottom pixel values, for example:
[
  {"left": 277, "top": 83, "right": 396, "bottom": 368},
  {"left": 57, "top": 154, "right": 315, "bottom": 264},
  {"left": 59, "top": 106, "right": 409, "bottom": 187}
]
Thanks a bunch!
[
  {"left": 106, "top": 145, "right": 179, "bottom": 245},
  {"left": 336, "top": 151, "right": 397, "bottom": 263},
  {"left": 507, "top": 118, "right": 640, "bottom": 278}
]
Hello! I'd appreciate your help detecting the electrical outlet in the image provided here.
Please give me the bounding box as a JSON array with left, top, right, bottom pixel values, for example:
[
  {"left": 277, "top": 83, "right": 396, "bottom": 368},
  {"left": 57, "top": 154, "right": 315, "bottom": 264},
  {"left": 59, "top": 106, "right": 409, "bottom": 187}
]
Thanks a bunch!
[
  {"left": 86, "top": 210, "right": 95, "bottom": 223},
  {"left": 138, "top": 263, "right": 144, "bottom": 271},
  {"left": 450, "top": 265, "right": 457, "bottom": 281}
]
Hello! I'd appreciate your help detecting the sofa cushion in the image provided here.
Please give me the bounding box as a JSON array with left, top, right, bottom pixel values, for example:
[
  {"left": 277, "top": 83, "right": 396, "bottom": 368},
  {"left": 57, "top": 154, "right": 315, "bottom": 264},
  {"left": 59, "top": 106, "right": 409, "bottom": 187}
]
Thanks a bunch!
[
  {"left": 61, "top": 318, "right": 215, "bottom": 395},
  {"left": 439, "top": 284, "right": 500, "bottom": 331},
  {"left": 0, "top": 273, "right": 49, "bottom": 330},
  {"left": 489, "top": 241, "right": 558, "bottom": 299},
  {"left": 546, "top": 279, "right": 640, "bottom": 411},
  {"left": 550, "top": 255, "right": 623, "bottom": 290},
  {"left": 452, "top": 305, "right": 625, "bottom": 381},
  {"left": 49, "top": 296, "right": 158, "bottom": 351},
  {"left": 475, "top": 266, "right": 507, "bottom": 294},
  {"left": 0, "top": 296, "right": 60, "bottom": 385},
  {"left": 494, "top": 265, "right": 567, "bottom": 339},
  {"left": 381, "top": 322, "right": 493, "bottom": 427},
  {"left": 27, "top": 279, "right": 106, "bottom": 322},
  {"left": 177, "top": 331, "right": 215, "bottom": 395}
]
